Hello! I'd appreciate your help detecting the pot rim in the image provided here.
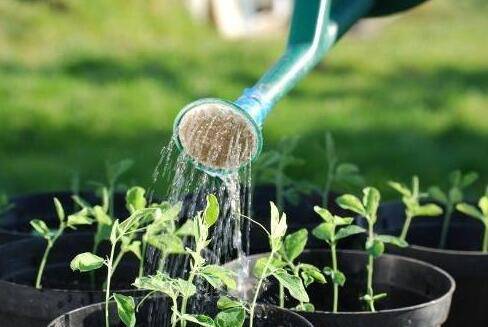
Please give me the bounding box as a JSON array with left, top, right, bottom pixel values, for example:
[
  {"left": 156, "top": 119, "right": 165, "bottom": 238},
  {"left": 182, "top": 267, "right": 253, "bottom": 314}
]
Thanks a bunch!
[{"left": 228, "top": 248, "right": 455, "bottom": 315}]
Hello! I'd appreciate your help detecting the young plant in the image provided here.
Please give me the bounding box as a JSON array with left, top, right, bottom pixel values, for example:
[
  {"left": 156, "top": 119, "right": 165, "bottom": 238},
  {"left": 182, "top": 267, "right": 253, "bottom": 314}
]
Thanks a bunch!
[
  {"left": 31, "top": 198, "right": 93, "bottom": 289},
  {"left": 312, "top": 206, "right": 365, "bottom": 312},
  {"left": 70, "top": 187, "right": 161, "bottom": 327},
  {"left": 317, "top": 133, "right": 365, "bottom": 208},
  {"left": 456, "top": 187, "right": 488, "bottom": 252},
  {"left": 249, "top": 203, "right": 311, "bottom": 325},
  {"left": 389, "top": 176, "right": 443, "bottom": 241},
  {"left": 130, "top": 194, "right": 239, "bottom": 327},
  {"left": 253, "top": 137, "right": 306, "bottom": 210},
  {"left": 337, "top": 187, "right": 408, "bottom": 312},
  {"left": 428, "top": 170, "right": 478, "bottom": 249}
]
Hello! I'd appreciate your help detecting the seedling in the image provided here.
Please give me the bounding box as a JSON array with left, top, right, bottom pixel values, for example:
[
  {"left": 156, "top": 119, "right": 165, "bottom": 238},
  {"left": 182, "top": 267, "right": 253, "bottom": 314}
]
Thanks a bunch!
[
  {"left": 246, "top": 203, "right": 312, "bottom": 325},
  {"left": 253, "top": 137, "right": 306, "bottom": 210},
  {"left": 30, "top": 198, "right": 93, "bottom": 289},
  {"left": 312, "top": 206, "right": 365, "bottom": 312},
  {"left": 429, "top": 170, "right": 478, "bottom": 249},
  {"left": 128, "top": 195, "right": 240, "bottom": 327},
  {"left": 315, "top": 133, "right": 365, "bottom": 208},
  {"left": 456, "top": 187, "right": 488, "bottom": 252},
  {"left": 70, "top": 187, "right": 164, "bottom": 327},
  {"left": 389, "top": 176, "right": 443, "bottom": 241},
  {"left": 337, "top": 187, "right": 408, "bottom": 312}
]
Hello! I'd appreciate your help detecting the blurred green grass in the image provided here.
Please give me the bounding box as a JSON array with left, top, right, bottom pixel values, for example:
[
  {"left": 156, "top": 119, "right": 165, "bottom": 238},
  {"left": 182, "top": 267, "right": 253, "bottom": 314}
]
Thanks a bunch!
[{"left": 0, "top": 0, "right": 487, "bottom": 198}]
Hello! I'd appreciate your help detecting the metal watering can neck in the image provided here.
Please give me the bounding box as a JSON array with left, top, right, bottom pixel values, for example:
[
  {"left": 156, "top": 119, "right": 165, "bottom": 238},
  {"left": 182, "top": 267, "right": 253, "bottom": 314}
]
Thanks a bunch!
[{"left": 173, "top": 0, "right": 428, "bottom": 175}]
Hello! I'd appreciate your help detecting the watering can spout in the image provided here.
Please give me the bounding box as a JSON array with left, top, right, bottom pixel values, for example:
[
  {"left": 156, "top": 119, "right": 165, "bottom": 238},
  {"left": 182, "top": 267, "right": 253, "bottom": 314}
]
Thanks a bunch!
[{"left": 173, "top": 0, "right": 429, "bottom": 175}]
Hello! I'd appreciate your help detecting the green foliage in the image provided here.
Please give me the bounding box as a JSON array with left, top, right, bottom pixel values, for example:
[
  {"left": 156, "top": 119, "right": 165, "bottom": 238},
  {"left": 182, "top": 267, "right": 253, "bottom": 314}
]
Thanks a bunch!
[
  {"left": 428, "top": 170, "right": 478, "bottom": 248},
  {"left": 389, "top": 176, "right": 443, "bottom": 241},
  {"left": 70, "top": 252, "right": 105, "bottom": 272},
  {"left": 312, "top": 206, "right": 364, "bottom": 312},
  {"left": 252, "top": 137, "right": 309, "bottom": 209},
  {"left": 30, "top": 197, "right": 94, "bottom": 289},
  {"left": 337, "top": 187, "right": 407, "bottom": 312},
  {"left": 113, "top": 293, "right": 136, "bottom": 327},
  {"left": 457, "top": 187, "right": 488, "bottom": 252}
]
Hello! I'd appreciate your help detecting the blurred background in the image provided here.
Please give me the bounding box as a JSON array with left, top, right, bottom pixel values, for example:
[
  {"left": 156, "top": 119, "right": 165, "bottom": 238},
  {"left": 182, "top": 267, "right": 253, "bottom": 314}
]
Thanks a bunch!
[{"left": 0, "top": 0, "right": 487, "bottom": 197}]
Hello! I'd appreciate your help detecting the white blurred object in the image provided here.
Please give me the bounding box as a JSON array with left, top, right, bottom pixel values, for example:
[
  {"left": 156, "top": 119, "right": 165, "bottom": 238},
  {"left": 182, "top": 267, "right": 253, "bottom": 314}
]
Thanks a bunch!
[{"left": 185, "top": 0, "right": 293, "bottom": 39}]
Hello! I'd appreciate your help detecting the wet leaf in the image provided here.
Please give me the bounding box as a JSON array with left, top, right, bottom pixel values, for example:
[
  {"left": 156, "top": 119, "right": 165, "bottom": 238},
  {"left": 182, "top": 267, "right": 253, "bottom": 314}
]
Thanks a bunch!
[
  {"left": 313, "top": 206, "right": 334, "bottom": 223},
  {"left": 181, "top": 314, "right": 214, "bottom": 327},
  {"left": 70, "top": 252, "right": 105, "bottom": 272},
  {"left": 284, "top": 229, "right": 308, "bottom": 261},
  {"left": 336, "top": 194, "right": 366, "bottom": 217},
  {"left": 113, "top": 293, "right": 136, "bottom": 327},
  {"left": 200, "top": 265, "right": 237, "bottom": 290},
  {"left": 312, "top": 222, "right": 334, "bottom": 243},
  {"left": 273, "top": 269, "right": 309, "bottom": 303},
  {"left": 215, "top": 307, "right": 245, "bottom": 327},
  {"left": 363, "top": 187, "right": 380, "bottom": 222},
  {"left": 217, "top": 296, "right": 243, "bottom": 310},
  {"left": 203, "top": 194, "right": 219, "bottom": 227},
  {"left": 335, "top": 225, "right": 365, "bottom": 241}
]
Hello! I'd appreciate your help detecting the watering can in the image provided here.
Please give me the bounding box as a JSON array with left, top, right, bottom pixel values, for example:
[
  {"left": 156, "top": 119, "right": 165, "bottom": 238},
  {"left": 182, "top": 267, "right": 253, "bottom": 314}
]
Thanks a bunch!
[{"left": 173, "top": 0, "right": 429, "bottom": 175}]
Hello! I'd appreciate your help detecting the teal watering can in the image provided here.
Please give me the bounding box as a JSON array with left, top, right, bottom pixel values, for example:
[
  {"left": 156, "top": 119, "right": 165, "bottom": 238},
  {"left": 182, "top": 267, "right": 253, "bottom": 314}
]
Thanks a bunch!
[{"left": 173, "top": 0, "right": 429, "bottom": 175}]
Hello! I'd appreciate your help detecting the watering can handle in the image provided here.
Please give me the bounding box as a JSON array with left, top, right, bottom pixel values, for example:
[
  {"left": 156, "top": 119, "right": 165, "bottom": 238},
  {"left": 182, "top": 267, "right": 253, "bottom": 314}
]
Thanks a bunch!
[{"left": 235, "top": 0, "right": 375, "bottom": 126}]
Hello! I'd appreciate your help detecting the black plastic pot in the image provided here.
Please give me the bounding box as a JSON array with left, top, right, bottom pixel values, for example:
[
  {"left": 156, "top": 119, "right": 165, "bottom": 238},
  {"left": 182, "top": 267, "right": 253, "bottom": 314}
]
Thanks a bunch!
[
  {"left": 48, "top": 296, "right": 313, "bottom": 327},
  {"left": 250, "top": 185, "right": 354, "bottom": 254},
  {"left": 226, "top": 249, "right": 454, "bottom": 327},
  {"left": 0, "top": 191, "right": 128, "bottom": 244},
  {"left": 374, "top": 201, "right": 488, "bottom": 327},
  {"left": 0, "top": 233, "right": 140, "bottom": 327}
]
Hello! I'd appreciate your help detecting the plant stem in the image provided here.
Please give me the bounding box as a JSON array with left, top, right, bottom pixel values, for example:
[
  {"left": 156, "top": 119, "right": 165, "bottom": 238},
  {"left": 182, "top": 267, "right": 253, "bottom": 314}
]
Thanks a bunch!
[
  {"left": 399, "top": 213, "right": 413, "bottom": 242},
  {"left": 35, "top": 240, "right": 53, "bottom": 289},
  {"left": 138, "top": 240, "right": 148, "bottom": 278},
  {"left": 279, "top": 283, "right": 285, "bottom": 308},
  {"left": 105, "top": 242, "right": 116, "bottom": 327},
  {"left": 35, "top": 225, "right": 64, "bottom": 289},
  {"left": 331, "top": 243, "right": 339, "bottom": 313},
  {"left": 171, "top": 296, "right": 178, "bottom": 327},
  {"left": 439, "top": 204, "right": 453, "bottom": 249},
  {"left": 180, "top": 269, "right": 196, "bottom": 327},
  {"left": 483, "top": 225, "right": 488, "bottom": 253},
  {"left": 366, "top": 254, "right": 375, "bottom": 312},
  {"left": 366, "top": 225, "right": 375, "bottom": 312},
  {"left": 250, "top": 252, "right": 275, "bottom": 327}
]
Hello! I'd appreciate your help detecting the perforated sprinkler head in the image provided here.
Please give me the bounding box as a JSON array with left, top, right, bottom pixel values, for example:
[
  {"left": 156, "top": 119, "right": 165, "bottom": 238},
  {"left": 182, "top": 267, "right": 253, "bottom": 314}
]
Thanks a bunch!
[{"left": 173, "top": 98, "right": 262, "bottom": 176}]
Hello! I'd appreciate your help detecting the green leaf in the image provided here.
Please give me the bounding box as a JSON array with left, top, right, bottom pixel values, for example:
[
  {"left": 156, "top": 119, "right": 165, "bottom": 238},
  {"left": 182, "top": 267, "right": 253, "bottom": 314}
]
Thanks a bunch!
[
  {"left": 284, "top": 229, "right": 308, "bottom": 261},
  {"left": 253, "top": 256, "right": 285, "bottom": 277},
  {"left": 336, "top": 163, "right": 360, "bottom": 176},
  {"left": 217, "top": 296, "right": 243, "bottom": 310},
  {"left": 449, "top": 187, "right": 463, "bottom": 204},
  {"left": 335, "top": 225, "right": 365, "bottom": 241},
  {"left": 388, "top": 182, "right": 412, "bottom": 197},
  {"left": 457, "top": 203, "right": 484, "bottom": 221},
  {"left": 176, "top": 219, "right": 195, "bottom": 237},
  {"left": 449, "top": 170, "right": 462, "bottom": 187},
  {"left": 270, "top": 202, "right": 287, "bottom": 239},
  {"left": 462, "top": 172, "right": 479, "bottom": 187},
  {"left": 133, "top": 272, "right": 176, "bottom": 297},
  {"left": 333, "top": 216, "right": 354, "bottom": 226},
  {"left": 203, "top": 194, "right": 219, "bottom": 227},
  {"left": 313, "top": 206, "right": 334, "bottom": 223},
  {"left": 180, "top": 314, "right": 214, "bottom": 327},
  {"left": 312, "top": 223, "right": 335, "bottom": 243},
  {"left": 110, "top": 220, "right": 120, "bottom": 244},
  {"left": 70, "top": 252, "right": 105, "bottom": 272},
  {"left": 93, "top": 205, "right": 112, "bottom": 225},
  {"left": 323, "top": 267, "right": 346, "bottom": 286},
  {"left": 295, "top": 303, "right": 315, "bottom": 312},
  {"left": 125, "top": 187, "right": 147, "bottom": 213},
  {"left": 30, "top": 219, "right": 52, "bottom": 239},
  {"left": 215, "top": 308, "right": 245, "bottom": 327},
  {"left": 413, "top": 203, "right": 443, "bottom": 217},
  {"left": 366, "top": 239, "right": 384, "bottom": 258},
  {"left": 200, "top": 265, "right": 237, "bottom": 290},
  {"left": 363, "top": 187, "right": 381, "bottom": 222},
  {"left": 428, "top": 186, "right": 448, "bottom": 204},
  {"left": 176, "top": 278, "right": 197, "bottom": 298},
  {"left": 53, "top": 198, "right": 65, "bottom": 222},
  {"left": 478, "top": 196, "right": 488, "bottom": 217},
  {"left": 272, "top": 269, "right": 309, "bottom": 303},
  {"left": 147, "top": 234, "right": 185, "bottom": 254},
  {"left": 373, "top": 293, "right": 388, "bottom": 301},
  {"left": 67, "top": 210, "right": 93, "bottom": 229},
  {"left": 299, "top": 263, "right": 326, "bottom": 286},
  {"left": 336, "top": 194, "right": 366, "bottom": 216},
  {"left": 113, "top": 293, "right": 136, "bottom": 327},
  {"left": 376, "top": 235, "right": 408, "bottom": 248}
]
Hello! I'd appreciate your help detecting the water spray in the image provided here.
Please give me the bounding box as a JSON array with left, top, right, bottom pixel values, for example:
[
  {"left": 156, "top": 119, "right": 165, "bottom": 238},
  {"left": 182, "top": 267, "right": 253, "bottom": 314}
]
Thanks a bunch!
[{"left": 173, "top": 0, "right": 429, "bottom": 175}]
